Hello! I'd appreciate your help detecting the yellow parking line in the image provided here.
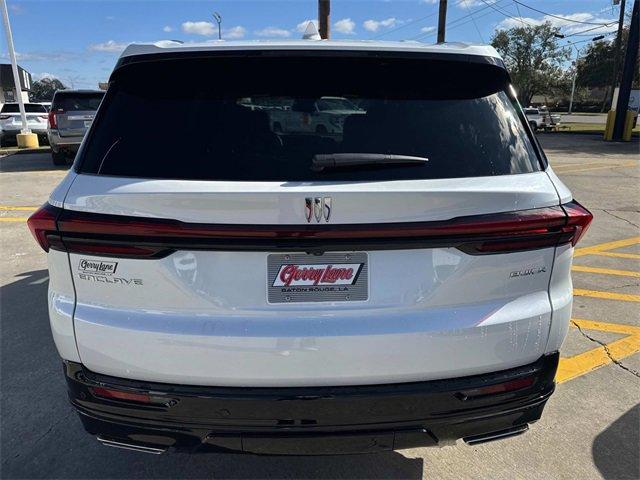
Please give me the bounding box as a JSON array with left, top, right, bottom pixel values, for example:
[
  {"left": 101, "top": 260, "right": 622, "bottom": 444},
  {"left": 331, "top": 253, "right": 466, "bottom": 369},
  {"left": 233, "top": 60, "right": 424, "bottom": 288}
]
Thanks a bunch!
[
  {"left": 572, "top": 265, "right": 640, "bottom": 278},
  {"left": 555, "top": 162, "right": 637, "bottom": 174},
  {"left": 574, "top": 289, "right": 640, "bottom": 303},
  {"left": 595, "top": 252, "right": 640, "bottom": 260},
  {"left": 556, "top": 318, "right": 640, "bottom": 384},
  {"left": 571, "top": 318, "right": 640, "bottom": 336},
  {"left": 0, "top": 217, "right": 27, "bottom": 222},
  {"left": 553, "top": 161, "right": 607, "bottom": 169},
  {"left": 574, "top": 236, "right": 640, "bottom": 257},
  {"left": 0, "top": 206, "right": 36, "bottom": 211}
]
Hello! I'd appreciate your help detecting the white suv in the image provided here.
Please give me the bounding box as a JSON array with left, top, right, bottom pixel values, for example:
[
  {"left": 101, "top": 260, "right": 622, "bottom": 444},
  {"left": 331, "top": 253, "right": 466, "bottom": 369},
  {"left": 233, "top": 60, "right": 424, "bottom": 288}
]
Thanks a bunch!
[{"left": 28, "top": 40, "right": 592, "bottom": 456}]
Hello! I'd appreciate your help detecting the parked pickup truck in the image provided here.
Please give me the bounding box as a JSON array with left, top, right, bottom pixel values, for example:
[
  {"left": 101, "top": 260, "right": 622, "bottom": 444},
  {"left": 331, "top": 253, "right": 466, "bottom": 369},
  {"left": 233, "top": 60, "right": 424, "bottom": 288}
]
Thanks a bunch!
[{"left": 525, "top": 107, "right": 561, "bottom": 131}]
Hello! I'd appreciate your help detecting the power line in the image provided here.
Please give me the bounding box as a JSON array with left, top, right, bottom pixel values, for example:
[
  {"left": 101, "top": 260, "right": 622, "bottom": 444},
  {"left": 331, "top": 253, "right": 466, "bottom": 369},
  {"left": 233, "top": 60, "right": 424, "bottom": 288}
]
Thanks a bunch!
[
  {"left": 462, "top": 0, "right": 485, "bottom": 42},
  {"left": 476, "top": 0, "right": 539, "bottom": 28},
  {"left": 371, "top": 0, "right": 469, "bottom": 39},
  {"left": 411, "top": 0, "right": 510, "bottom": 40},
  {"left": 511, "top": 0, "right": 618, "bottom": 26}
]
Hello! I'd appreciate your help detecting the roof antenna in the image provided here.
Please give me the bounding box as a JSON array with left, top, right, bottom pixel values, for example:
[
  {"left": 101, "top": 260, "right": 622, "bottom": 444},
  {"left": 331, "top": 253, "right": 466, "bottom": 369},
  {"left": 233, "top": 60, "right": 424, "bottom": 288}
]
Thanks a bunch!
[{"left": 302, "top": 21, "right": 321, "bottom": 40}]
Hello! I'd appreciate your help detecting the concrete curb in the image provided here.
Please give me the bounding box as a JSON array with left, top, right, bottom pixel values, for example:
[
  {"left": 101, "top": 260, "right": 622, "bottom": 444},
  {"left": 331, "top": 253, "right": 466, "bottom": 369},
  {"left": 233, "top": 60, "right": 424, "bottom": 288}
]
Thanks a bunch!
[{"left": 0, "top": 146, "right": 51, "bottom": 156}]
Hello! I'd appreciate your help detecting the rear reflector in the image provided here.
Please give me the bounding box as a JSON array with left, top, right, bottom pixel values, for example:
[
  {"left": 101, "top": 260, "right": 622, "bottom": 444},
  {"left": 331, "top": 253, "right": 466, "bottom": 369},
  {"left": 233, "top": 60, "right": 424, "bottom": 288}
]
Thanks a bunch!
[
  {"left": 27, "top": 201, "right": 593, "bottom": 258},
  {"left": 456, "top": 376, "right": 535, "bottom": 401},
  {"left": 91, "top": 386, "right": 150, "bottom": 404}
]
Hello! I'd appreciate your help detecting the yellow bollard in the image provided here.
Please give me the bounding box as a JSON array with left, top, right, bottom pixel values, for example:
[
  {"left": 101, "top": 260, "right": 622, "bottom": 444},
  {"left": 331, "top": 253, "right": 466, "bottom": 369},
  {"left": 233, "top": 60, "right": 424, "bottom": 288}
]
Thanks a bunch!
[
  {"left": 605, "top": 110, "right": 638, "bottom": 141},
  {"left": 16, "top": 132, "right": 39, "bottom": 148},
  {"left": 623, "top": 110, "right": 637, "bottom": 141},
  {"left": 604, "top": 110, "right": 616, "bottom": 141}
]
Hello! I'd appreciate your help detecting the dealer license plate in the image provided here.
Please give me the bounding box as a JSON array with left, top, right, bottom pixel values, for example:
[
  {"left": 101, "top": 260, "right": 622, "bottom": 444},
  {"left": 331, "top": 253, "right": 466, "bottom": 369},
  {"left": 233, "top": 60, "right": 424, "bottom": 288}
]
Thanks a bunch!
[{"left": 267, "top": 252, "right": 368, "bottom": 303}]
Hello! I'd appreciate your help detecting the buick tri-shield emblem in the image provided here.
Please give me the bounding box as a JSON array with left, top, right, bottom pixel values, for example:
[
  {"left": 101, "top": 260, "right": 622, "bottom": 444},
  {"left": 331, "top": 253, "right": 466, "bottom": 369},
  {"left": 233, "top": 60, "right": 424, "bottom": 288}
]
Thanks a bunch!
[{"left": 305, "top": 197, "right": 331, "bottom": 223}]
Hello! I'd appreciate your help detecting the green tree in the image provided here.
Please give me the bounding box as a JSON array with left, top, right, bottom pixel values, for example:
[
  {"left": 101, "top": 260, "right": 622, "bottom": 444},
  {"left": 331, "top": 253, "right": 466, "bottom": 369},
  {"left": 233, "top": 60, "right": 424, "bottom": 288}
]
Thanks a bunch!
[
  {"left": 577, "top": 28, "right": 639, "bottom": 88},
  {"left": 30, "top": 77, "right": 67, "bottom": 102},
  {"left": 491, "top": 22, "right": 571, "bottom": 106}
]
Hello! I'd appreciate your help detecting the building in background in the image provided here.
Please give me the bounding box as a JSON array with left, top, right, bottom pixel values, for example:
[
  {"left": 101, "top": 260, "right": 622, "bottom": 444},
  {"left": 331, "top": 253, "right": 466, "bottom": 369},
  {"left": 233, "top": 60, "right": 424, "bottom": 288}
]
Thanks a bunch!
[{"left": 0, "top": 63, "right": 32, "bottom": 106}]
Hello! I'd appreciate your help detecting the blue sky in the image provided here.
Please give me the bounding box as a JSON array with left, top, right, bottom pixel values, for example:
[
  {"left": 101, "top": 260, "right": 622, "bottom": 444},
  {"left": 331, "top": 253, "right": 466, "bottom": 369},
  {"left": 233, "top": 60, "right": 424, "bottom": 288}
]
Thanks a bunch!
[{"left": 1, "top": 0, "right": 625, "bottom": 89}]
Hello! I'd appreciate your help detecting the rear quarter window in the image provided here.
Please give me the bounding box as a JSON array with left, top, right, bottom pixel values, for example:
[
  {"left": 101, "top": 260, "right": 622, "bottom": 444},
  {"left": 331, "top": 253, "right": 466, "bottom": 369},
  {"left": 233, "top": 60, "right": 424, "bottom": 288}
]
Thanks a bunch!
[{"left": 78, "top": 54, "right": 542, "bottom": 182}]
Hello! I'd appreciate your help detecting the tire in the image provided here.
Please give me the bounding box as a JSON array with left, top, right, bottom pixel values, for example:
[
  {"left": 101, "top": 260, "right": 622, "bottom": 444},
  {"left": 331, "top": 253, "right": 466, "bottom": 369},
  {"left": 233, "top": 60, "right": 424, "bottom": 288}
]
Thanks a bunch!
[
  {"left": 273, "top": 122, "right": 282, "bottom": 133},
  {"left": 52, "top": 151, "right": 67, "bottom": 166},
  {"left": 529, "top": 121, "right": 538, "bottom": 131},
  {"left": 316, "top": 124, "right": 328, "bottom": 134}
]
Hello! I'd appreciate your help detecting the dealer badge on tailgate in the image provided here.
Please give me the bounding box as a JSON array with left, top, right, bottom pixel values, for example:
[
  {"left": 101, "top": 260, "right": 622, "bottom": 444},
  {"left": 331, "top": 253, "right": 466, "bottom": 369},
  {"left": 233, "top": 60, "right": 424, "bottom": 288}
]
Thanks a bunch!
[{"left": 268, "top": 252, "right": 368, "bottom": 303}]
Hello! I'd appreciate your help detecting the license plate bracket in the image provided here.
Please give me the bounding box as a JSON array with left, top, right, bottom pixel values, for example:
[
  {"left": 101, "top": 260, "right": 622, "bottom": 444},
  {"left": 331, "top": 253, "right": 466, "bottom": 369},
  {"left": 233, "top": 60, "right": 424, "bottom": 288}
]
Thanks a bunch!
[{"left": 267, "top": 252, "right": 368, "bottom": 303}]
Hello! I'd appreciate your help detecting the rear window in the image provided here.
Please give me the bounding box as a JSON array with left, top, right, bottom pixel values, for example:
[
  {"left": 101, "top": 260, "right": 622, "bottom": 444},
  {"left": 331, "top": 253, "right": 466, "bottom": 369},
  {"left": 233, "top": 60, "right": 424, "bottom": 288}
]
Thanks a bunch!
[
  {"left": 79, "top": 55, "right": 541, "bottom": 181},
  {"left": 1, "top": 103, "right": 47, "bottom": 113},
  {"left": 52, "top": 92, "right": 104, "bottom": 112}
]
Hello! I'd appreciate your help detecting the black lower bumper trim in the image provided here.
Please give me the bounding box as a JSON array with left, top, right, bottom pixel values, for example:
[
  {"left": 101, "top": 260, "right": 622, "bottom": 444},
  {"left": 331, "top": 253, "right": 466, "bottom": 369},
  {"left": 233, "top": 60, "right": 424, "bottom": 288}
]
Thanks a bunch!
[{"left": 65, "top": 353, "right": 559, "bottom": 455}]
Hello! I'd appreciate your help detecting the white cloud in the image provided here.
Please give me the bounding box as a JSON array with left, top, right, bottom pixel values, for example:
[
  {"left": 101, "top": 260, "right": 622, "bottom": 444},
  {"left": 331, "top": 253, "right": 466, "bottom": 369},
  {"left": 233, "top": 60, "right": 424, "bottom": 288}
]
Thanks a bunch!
[
  {"left": 181, "top": 21, "right": 245, "bottom": 39},
  {"left": 496, "top": 12, "right": 618, "bottom": 35},
  {"left": 34, "top": 72, "right": 58, "bottom": 81},
  {"left": 334, "top": 18, "right": 356, "bottom": 35},
  {"left": 1, "top": 51, "right": 79, "bottom": 62},
  {"left": 106, "top": 15, "right": 116, "bottom": 21},
  {"left": 363, "top": 17, "right": 398, "bottom": 32},
  {"left": 182, "top": 21, "right": 216, "bottom": 36},
  {"left": 88, "top": 40, "right": 128, "bottom": 53},
  {"left": 254, "top": 27, "right": 291, "bottom": 38},
  {"left": 420, "top": 26, "right": 436, "bottom": 33},
  {"left": 225, "top": 26, "right": 246, "bottom": 39},
  {"left": 420, "top": 0, "right": 438, "bottom": 3},
  {"left": 296, "top": 19, "right": 318, "bottom": 33},
  {"left": 163, "top": 25, "right": 173, "bottom": 33}
]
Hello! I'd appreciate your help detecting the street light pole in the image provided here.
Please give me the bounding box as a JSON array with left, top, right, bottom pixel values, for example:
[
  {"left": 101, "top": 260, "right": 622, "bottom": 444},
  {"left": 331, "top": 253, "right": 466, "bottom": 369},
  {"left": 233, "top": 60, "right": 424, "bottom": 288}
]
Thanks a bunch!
[
  {"left": 568, "top": 47, "right": 581, "bottom": 115},
  {"left": 212, "top": 12, "right": 222, "bottom": 40},
  {"left": 0, "top": 0, "right": 29, "bottom": 135},
  {"left": 567, "top": 36, "right": 605, "bottom": 115}
]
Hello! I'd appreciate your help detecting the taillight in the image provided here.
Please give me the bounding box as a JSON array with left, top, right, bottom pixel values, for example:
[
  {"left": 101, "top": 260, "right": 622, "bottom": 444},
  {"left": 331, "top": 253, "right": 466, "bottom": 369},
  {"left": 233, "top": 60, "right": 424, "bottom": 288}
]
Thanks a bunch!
[
  {"left": 26, "top": 201, "right": 593, "bottom": 258},
  {"left": 561, "top": 200, "right": 593, "bottom": 246},
  {"left": 27, "top": 203, "right": 60, "bottom": 252},
  {"left": 47, "top": 110, "right": 61, "bottom": 129}
]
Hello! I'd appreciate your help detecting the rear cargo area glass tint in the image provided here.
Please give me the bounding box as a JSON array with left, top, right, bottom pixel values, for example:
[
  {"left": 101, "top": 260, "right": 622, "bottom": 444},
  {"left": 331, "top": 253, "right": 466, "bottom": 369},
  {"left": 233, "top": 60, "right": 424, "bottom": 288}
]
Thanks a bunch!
[
  {"left": 78, "top": 55, "right": 540, "bottom": 181},
  {"left": 52, "top": 92, "right": 104, "bottom": 111}
]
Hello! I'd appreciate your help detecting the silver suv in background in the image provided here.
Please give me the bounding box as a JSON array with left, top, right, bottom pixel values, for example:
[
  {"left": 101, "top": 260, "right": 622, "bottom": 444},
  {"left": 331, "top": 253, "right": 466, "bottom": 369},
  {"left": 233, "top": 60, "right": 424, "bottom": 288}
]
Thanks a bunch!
[
  {"left": 47, "top": 90, "right": 104, "bottom": 165},
  {"left": 0, "top": 103, "right": 48, "bottom": 146}
]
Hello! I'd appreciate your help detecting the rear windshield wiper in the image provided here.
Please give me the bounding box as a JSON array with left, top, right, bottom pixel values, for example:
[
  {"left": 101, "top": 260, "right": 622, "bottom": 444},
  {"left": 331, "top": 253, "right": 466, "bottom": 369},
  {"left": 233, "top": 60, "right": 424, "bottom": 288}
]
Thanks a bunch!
[{"left": 311, "top": 153, "right": 428, "bottom": 172}]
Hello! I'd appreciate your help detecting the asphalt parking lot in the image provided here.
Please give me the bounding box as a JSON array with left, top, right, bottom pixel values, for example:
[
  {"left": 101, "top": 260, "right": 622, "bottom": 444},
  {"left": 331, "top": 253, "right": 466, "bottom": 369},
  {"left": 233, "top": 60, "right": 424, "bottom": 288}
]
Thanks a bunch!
[{"left": 1, "top": 133, "right": 638, "bottom": 479}]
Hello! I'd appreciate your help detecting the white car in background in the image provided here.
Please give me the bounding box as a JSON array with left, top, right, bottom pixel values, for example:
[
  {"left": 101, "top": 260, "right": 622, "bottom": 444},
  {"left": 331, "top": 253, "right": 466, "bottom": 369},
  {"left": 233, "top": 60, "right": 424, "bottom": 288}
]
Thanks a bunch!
[
  {"left": 269, "top": 96, "right": 364, "bottom": 134},
  {"left": 28, "top": 40, "right": 592, "bottom": 456},
  {"left": 0, "top": 102, "right": 48, "bottom": 146},
  {"left": 525, "top": 106, "right": 561, "bottom": 131}
]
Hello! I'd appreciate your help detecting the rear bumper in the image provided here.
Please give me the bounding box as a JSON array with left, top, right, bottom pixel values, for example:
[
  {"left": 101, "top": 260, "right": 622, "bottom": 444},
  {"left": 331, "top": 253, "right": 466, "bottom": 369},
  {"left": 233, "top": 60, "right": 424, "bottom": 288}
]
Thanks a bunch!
[
  {"left": 65, "top": 352, "right": 559, "bottom": 455},
  {"left": 47, "top": 130, "right": 83, "bottom": 151}
]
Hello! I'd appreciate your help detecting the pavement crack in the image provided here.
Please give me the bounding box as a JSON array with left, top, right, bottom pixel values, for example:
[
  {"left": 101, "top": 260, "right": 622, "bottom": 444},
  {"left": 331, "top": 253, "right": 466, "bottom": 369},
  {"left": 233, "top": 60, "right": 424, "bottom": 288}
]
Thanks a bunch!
[
  {"left": 571, "top": 320, "right": 640, "bottom": 380},
  {"left": 601, "top": 209, "right": 640, "bottom": 230}
]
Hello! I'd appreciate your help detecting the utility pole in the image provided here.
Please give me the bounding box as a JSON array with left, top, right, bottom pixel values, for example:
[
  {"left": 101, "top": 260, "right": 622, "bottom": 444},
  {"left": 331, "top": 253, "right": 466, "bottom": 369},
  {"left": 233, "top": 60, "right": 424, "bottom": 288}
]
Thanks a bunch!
[
  {"left": 437, "top": 0, "right": 448, "bottom": 43},
  {"left": 606, "top": 0, "right": 627, "bottom": 110},
  {"left": 318, "top": 0, "right": 330, "bottom": 39},
  {"left": 612, "top": 0, "right": 639, "bottom": 140},
  {"left": 0, "top": 0, "right": 37, "bottom": 148},
  {"left": 212, "top": 12, "right": 222, "bottom": 40}
]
